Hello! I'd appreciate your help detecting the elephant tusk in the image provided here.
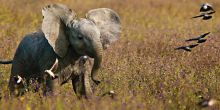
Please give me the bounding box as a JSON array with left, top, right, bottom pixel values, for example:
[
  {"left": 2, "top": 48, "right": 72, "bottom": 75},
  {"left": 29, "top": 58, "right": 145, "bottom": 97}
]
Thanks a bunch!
[
  {"left": 45, "top": 58, "right": 58, "bottom": 78},
  {"left": 50, "top": 58, "right": 59, "bottom": 71},
  {"left": 45, "top": 70, "right": 56, "bottom": 78},
  {"left": 83, "top": 56, "right": 88, "bottom": 59},
  {"left": 79, "top": 56, "right": 88, "bottom": 65}
]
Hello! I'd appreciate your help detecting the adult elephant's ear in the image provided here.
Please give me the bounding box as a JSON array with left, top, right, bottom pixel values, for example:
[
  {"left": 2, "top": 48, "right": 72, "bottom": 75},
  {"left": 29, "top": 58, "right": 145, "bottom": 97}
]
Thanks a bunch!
[
  {"left": 86, "top": 8, "right": 121, "bottom": 49},
  {"left": 42, "top": 3, "right": 76, "bottom": 57}
]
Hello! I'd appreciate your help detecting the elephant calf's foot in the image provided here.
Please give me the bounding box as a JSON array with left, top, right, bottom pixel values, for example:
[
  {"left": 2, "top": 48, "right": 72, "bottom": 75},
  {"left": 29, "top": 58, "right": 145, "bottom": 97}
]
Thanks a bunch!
[{"left": 45, "top": 58, "right": 59, "bottom": 79}]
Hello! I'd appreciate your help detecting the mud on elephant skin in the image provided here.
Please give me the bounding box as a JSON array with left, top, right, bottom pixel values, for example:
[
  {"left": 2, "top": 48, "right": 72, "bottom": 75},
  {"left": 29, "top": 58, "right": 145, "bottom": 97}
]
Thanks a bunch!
[{"left": 0, "top": 3, "right": 121, "bottom": 97}]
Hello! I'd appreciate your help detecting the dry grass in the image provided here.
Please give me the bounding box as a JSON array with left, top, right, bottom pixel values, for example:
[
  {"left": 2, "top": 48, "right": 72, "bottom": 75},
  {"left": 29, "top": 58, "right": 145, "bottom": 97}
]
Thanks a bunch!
[{"left": 0, "top": 0, "right": 220, "bottom": 109}]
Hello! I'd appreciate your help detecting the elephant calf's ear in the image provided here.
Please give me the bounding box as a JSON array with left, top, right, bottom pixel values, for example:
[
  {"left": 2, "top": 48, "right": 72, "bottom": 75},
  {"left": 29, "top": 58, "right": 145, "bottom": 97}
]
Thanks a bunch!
[
  {"left": 86, "top": 8, "right": 121, "bottom": 49},
  {"left": 41, "top": 4, "right": 76, "bottom": 57}
]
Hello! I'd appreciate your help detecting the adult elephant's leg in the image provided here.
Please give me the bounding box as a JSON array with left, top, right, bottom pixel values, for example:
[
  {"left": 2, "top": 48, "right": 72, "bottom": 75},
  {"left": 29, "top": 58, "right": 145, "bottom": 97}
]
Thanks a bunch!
[
  {"left": 8, "top": 74, "right": 27, "bottom": 97},
  {"left": 38, "top": 46, "right": 57, "bottom": 95},
  {"left": 9, "top": 60, "right": 26, "bottom": 97},
  {"left": 43, "top": 76, "right": 54, "bottom": 95},
  {"left": 43, "top": 58, "right": 58, "bottom": 95},
  {"left": 8, "top": 75, "right": 16, "bottom": 96}
]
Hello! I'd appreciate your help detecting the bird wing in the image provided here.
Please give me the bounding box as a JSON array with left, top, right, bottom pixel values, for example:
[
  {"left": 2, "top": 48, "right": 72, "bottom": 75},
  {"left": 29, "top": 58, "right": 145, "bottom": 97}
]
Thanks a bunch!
[
  {"left": 192, "top": 14, "right": 204, "bottom": 18},
  {"left": 175, "top": 46, "right": 184, "bottom": 50},
  {"left": 189, "top": 44, "right": 199, "bottom": 48},
  {"left": 200, "top": 32, "right": 210, "bottom": 38},
  {"left": 175, "top": 46, "right": 192, "bottom": 52},
  {"left": 202, "top": 15, "right": 212, "bottom": 20},
  {"left": 207, "top": 11, "right": 215, "bottom": 15},
  {"left": 185, "top": 37, "right": 200, "bottom": 41},
  {"left": 184, "top": 48, "right": 191, "bottom": 52}
]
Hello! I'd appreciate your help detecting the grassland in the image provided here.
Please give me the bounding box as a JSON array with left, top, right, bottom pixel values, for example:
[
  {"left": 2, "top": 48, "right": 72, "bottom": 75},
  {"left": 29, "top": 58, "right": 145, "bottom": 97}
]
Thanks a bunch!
[{"left": 0, "top": 0, "right": 220, "bottom": 109}]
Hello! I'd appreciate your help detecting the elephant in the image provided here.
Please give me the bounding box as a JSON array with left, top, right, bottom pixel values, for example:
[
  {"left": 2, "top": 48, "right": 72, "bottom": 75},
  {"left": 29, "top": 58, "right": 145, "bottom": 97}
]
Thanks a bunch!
[{"left": 0, "top": 3, "right": 121, "bottom": 97}]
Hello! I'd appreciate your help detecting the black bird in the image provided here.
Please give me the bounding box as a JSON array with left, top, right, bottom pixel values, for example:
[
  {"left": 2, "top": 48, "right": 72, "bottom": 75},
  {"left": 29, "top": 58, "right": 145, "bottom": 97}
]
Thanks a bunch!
[
  {"left": 185, "top": 32, "right": 210, "bottom": 43},
  {"left": 200, "top": 3, "right": 215, "bottom": 12},
  {"left": 175, "top": 44, "right": 199, "bottom": 52}
]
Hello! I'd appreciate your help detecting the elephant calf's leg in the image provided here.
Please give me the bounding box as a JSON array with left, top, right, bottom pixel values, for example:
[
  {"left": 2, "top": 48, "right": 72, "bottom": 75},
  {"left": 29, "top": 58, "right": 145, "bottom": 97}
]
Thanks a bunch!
[{"left": 72, "top": 75, "right": 86, "bottom": 98}]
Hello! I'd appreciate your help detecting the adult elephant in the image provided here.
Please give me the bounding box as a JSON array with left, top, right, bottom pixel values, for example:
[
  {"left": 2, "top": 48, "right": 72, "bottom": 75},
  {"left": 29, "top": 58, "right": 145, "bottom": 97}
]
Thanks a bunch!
[{"left": 0, "top": 4, "right": 121, "bottom": 97}]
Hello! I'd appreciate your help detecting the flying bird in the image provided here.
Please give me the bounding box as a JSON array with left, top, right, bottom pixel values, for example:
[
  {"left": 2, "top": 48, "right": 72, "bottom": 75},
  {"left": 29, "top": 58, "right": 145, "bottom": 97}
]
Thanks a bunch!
[
  {"left": 200, "top": 3, "right": 215, "bottom": 12},
  {"left": 192, "top": 3, "right": 215, "bottom": 20},
  {"left": 175, "top": 44, "right": 199, "bottom": 52},
  {"left": 185, "top": 32, "right": 210, "bottom": 43},
  {"left": 192, "top": 9, "right": 215, "bottom": 20}
]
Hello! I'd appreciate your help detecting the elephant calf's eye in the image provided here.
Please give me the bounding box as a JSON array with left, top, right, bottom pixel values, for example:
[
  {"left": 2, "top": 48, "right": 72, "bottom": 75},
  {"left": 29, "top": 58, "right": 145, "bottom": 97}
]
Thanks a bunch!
[{"left": 77, "top": 35, "right": 83, "bottom": 40}]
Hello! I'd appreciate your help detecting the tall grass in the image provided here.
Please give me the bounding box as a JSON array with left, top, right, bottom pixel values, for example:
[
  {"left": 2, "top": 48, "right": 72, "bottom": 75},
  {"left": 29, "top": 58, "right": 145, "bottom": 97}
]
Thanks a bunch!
[{"left": 0, "top": 0, "right": 220, "bottom": 109}]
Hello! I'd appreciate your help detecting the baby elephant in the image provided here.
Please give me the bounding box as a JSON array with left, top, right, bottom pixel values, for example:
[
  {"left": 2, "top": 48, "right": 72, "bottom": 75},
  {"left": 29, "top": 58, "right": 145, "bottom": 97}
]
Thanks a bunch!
[{"left": 0, "top": 3, "right": 121, "bottom": 98}]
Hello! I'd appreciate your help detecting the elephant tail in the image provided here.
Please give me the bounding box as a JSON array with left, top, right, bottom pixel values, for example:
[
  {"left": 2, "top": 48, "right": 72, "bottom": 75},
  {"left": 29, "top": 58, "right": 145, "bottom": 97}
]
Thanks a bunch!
[{"left": 0, "top": 60, "right": 13, "bottom": 64}]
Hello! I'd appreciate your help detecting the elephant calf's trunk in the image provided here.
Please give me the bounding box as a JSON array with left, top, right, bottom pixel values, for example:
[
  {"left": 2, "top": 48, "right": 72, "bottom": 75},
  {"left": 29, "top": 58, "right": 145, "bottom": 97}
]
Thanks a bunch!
[{"left": 91, "top": 40, "right": 103, "bottom": 85}]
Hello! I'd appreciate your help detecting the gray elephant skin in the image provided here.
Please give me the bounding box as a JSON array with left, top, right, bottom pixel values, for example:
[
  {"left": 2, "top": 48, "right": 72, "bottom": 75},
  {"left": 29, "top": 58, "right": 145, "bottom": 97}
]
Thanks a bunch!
[{"left": 0, "top": 3, "right": 121, "bottom": 97}]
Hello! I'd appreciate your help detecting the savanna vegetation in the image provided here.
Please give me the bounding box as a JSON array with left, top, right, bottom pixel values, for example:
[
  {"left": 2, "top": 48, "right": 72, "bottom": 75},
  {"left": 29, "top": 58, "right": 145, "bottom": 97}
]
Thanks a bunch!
[{"left": 0, "top": 0, "right": 220, "bottom": 109}]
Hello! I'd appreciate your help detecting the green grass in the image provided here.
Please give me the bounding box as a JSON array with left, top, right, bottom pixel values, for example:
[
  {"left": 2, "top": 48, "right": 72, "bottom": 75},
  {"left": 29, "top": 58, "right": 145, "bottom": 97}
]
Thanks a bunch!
[{"left": 0, "top": 0, "right": 220, "bottom": 109}]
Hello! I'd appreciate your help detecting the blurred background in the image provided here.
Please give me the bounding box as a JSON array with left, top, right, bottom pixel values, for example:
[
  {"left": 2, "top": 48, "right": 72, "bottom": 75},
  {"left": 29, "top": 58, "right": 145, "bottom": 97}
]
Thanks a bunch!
[{"left": 0, "top": 0, "right": 220, "bottom": 109}]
